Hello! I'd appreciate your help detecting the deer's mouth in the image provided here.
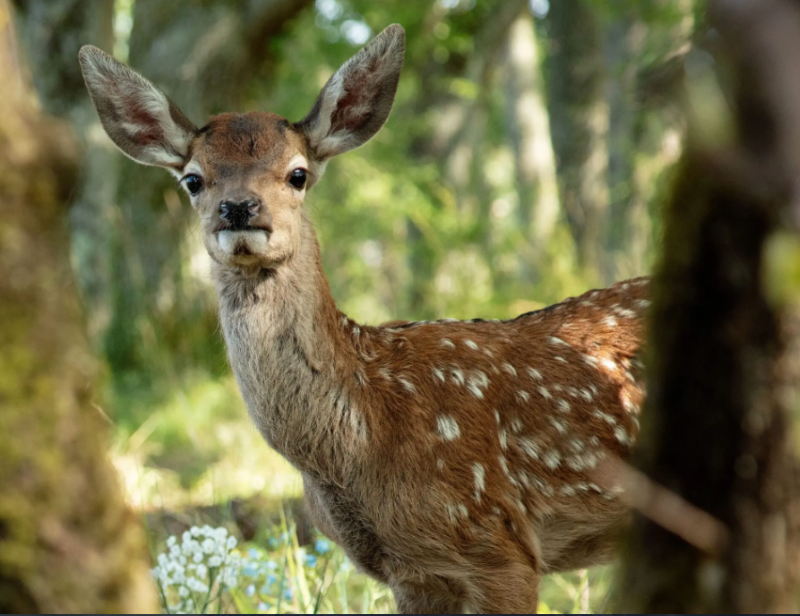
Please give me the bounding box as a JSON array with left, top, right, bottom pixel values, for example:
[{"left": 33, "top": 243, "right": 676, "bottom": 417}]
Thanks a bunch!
[{"left": 217, "top": 229, "right": 270, "bottom": 257}]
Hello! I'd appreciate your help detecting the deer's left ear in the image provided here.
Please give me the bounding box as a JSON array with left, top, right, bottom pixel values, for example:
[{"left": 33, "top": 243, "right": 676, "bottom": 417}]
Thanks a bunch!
[
  {"left": 297, "top": 24, "right": 405, "bottom": 163},
  {"left": 79, "top": 45, "right": 197, "bottom": 169}
]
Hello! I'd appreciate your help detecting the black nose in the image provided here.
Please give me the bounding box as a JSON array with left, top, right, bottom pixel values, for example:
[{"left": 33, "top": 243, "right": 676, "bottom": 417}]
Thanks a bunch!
[{"left": 219, "top": 199, "right": 260, "bottom": 230}]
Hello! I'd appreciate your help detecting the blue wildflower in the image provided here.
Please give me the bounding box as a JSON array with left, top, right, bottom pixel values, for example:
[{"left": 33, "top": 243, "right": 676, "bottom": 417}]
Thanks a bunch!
[
  {"left": 314, "top": 538, "right": 331, "bottom": 554},
  {"left": 266, "top": 573, "right": 278, "bottom": 585},
  {"left": 305, "top": 554, "right": 317, "bottom": 567},
  {"left": 257, "top": 602, "right": 270, "bottom": 612},
  {"left": 283, "top": 588, "right": 294, "bottom": 601},
  {"left": 248, "top": 548, "right": 260, "bottom": 559},
  {"left": 245, "top": 584, "right": 256, "bottom": 597}
]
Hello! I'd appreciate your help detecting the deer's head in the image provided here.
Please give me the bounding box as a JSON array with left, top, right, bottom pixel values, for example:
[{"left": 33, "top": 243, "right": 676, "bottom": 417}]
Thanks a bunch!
[{"left": 79, "top": 25, "right": 404, "bottom": 270}]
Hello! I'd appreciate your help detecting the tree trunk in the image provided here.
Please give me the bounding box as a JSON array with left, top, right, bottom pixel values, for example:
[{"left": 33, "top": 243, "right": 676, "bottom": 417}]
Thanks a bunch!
[
  {"left": 404, "top": 0, "right": 528, "bottom": 317},
  {"left": 546, "top": 0, "right": 608, "bottom": 281},
  {"left": 503, "top": 11, "right": 559, "bottom": 281},
  {"left": 0, "top": 2, "right": 157, "bottom": 611},
  {"left": 618, "top": 0, "right": 800, "bottom": 611}
]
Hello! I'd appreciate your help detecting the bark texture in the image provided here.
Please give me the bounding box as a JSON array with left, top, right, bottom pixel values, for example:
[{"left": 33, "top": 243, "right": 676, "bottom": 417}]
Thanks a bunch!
[
  {"left": 0, "top": 3, "right": 157, "bottom": 612},
  {"left": 546, "top": 0, "right": 608, "bottom": 278},
  {"left": 618, "top": 0, "right": 800, "bottom": 611}
]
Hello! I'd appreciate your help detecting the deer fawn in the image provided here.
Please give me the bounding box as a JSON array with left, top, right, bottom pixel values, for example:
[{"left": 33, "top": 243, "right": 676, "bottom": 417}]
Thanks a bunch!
[{"left": 80, "top": 24, "right": 648, "bottom": 613}]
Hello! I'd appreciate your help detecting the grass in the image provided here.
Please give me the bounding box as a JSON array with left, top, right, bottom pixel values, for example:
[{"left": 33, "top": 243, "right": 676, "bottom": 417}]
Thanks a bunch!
[{"left": 109, "top": 372, "right": 616, "bottom": 613}]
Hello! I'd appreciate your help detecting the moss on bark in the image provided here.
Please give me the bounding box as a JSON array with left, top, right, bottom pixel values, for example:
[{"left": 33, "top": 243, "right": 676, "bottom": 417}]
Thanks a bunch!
[{"left": 0, "top": 3, "right": 158, "bottom": 612}]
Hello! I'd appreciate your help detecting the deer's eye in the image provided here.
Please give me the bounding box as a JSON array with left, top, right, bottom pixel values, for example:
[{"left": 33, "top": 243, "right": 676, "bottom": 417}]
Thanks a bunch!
[
  {"left": 183, "top": 174, "right": 204, "bottom": 195},
  {"left": 289, "top": 168, "right": 307, "bottom": 190}
]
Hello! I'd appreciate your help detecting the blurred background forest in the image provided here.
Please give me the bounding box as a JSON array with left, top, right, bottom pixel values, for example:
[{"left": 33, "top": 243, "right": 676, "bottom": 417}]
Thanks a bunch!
[{"left": 9, "top": 0, "right": 701, "bottom": 611}]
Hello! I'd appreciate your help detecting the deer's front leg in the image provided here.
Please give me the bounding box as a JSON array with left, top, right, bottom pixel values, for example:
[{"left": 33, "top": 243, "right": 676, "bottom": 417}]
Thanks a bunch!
[{"left": 462, "top": 559, "right": 540, "bottom": 614}]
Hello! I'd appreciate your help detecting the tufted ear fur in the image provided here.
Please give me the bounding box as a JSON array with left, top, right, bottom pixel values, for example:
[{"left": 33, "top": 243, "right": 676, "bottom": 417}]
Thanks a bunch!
[
  {"left": 296, "top": 24, "right": 405, "bottom": 164},
  {"left": 78, "top": 45, "right": 196, "bottom": 169}
]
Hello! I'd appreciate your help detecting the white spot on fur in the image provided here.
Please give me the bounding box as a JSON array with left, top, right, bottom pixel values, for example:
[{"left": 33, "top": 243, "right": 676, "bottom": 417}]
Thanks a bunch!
[
  {"left": 499, "top": 429, "right": 508, "bottom": 450},
  {"left": 440, "top": 338, "right": 456, "bottom": 350},
  {"left": 555, "top": 356, "right": 567, "bottom": 363},
  {"left": 593, "top": 409, "right": 618, "bottom": 425},
  {"left": 397, "top": 375, "right": 416, "bottom": 394},
  {"left": 636, "top": 298, "right": 651, "bottom": 309},
  {"left": 450, "top": 368, "right": 465, "bottom": 386},
  {"left": 437, "top": 416, "right": 461, "bottom": 441},
  {"left": 567, "top": 453, "right": 598, "bottom": 471},
  {"left": 538, "top": 386, "right": 552, "bottom": 400},
  {"left": 614, "top": 426, "right": 633, "bottom": 445},
  {"left": 473, "top": 463, "right": 486, "bottom": 502},
  {"left": 494, "top": 409, "right": 501, "bottom": 424},
  {"left": 432, "top": 367, "right": 446, "bottom": 383},
  {"left": 560, "top": 485, "right": 577, "bottom": 496},
  {"left": 583, "top": 355, "right": 599, "bottom": 367},
  {"left": 464, "top": 339, "right": 479, "bottom": 350},
  {"left": 602, "top": 315, "right": 618, "bottom": 328},
  {"left": 600, "top": 357, "right": 618, "bottom": 372},
  {"left": 518, "top": 437, "right": 539, "bottom": 460},
  {"left": 352, "top": 326, "right": 360, "bottom": 338},
  {"left": 550, "top": 418, "right": 568, "bottom": 434},
  {"left": 472, "top": 370, "right": 490, "bottom": 389},
  {"left": 467, "top": 380, "right": 484, "bottom": 399},
  {"left": 516, "top": 390, "right": 530, "bottom": 403},
  {"left": 621, "top": 393, "right": 638, "bottom": 414},
  {"left": 511, "top": 418, "right": 523, "bottom": 434},
  {"left": 498, "top": 455, "right": 518, "bottom": 485},
  {"left": 557, "top": 399, "right": 571, "bottom": 413},
  {"left": 445, "top": 503, "right": 469, "bottom": 523},
  {"left": 437, "top": 458, "right": 445, "bottom": 471},
  {"left": 544, "top": 451, "right": 561, "bottom": 469},
  {"left": 503, "top": 362, "right": 517, "bottom": 377},
  {"left": 581, "top": 388, "right": 593, "bottom": 402},
  {"left": 527, "top": 367, "right": 543, "bottom": 381},
  {"left": 379, "top": 367, "right": 393, "bottom": 380},
  {"left": 549, "top": 336, "right": 569, "bottom": 346}
]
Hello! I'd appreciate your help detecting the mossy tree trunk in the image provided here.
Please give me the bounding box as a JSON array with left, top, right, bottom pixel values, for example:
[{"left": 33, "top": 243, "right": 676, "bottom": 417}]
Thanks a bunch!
[
  {"left": 618, "top": 0, "right": 800, "bottom": 611},
  {"left": 0, "top": 3, "right": 157, "bottom": 611}
]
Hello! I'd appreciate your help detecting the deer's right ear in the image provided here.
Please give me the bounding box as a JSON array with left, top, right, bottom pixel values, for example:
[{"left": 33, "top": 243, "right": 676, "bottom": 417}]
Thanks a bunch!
[
  {"left": 78, "top": 46, "right": 196, "bottom": 169},
  {"left": 297, "top": 24, "right": 405, "bottom": 164}
]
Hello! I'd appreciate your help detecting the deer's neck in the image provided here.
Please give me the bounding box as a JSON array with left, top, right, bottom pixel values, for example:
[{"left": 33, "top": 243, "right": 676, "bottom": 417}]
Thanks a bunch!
[{"left": 213, "top": 217, "right": 365, "bottom": 485}]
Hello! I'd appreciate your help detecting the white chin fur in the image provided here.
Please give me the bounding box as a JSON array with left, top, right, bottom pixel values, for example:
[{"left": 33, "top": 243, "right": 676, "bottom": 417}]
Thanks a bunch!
[{"left": 218, "top": 230, "right": 269, "bottom": 256}]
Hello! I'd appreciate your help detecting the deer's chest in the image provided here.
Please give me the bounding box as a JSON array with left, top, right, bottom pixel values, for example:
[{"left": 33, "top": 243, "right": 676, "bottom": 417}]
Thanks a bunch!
[{"left": 302, "top": 474, "right": 388, "bottom": 582}]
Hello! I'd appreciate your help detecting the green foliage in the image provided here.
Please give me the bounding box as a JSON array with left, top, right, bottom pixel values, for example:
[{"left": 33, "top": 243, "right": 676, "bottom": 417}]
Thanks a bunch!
[{"left": 149, "top": 519, "right": 614, "bottom": 614}]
